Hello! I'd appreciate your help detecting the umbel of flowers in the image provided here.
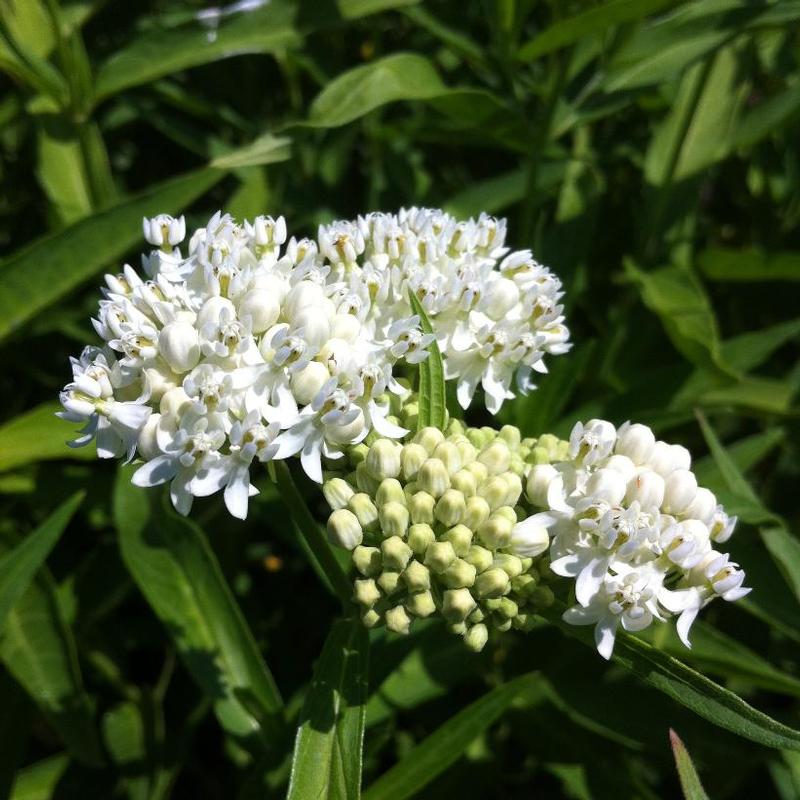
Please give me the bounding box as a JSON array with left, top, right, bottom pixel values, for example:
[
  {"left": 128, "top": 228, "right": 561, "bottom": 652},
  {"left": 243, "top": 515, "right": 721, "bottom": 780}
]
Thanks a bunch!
[{"left": 59, "top": 209, "right": 570, "bottom": 519}]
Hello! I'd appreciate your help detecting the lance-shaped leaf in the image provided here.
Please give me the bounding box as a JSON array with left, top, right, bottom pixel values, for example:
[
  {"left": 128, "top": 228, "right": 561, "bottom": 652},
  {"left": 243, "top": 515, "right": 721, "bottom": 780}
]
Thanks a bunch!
[
  {"left": 670, "top": 729, "right": 710, "bottom": 800},
  {"left": 288, "top": 617, "right": 369, "bottom": 800},
  {"left": 408, "top": 292, "right": 446, "bottom": 431},
  {"left": 113, "top": 466, "right": 284, "bottom": 751}
]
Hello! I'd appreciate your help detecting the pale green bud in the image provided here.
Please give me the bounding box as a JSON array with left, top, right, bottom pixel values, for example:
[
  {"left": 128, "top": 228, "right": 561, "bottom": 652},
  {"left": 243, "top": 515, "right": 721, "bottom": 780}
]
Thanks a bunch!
[
  {"left": 511, "top": 573, "right": 538, "bottom": 596},
  {"left": 418, "top": 458, "right": 451, "bottom": 498},
  {"left": 446, "top": 418, "right": 466, "bottom": 436},
  {"left": 323, "top": 477, "right": 355, "bottom": 511},
  {"left": 466, "top": 461, "right": 489, "bottom": 484},
  {"left": 405, "top": 590, "right": 436, "bottom": 618},
  {"left": 362, "top": 608, "right": 381, "bottom": 628},
  {"left": 512, "top": 614, "right": 537, "bottom": 632},
  {"left": 385, "top": 605, "right": 411, "bottom": 635},
  {"left": 443, "top": 524, "right": 473, "bottom": 557},
  {"left": 424, "top": 540, "right": 456, "bottom": 573},
  {"left": 478, "top": 476, "right": 510, "bottom": 511},
  {"left": 400, "top": 401, "right": 419, "bottom": 429},
  {"left": 478, "top": 440, "right": 511, "bottom": 475},
  {"left": 537, "top": 433, "right": 561, "bottom": 456},
  {"left": 499, "top": 425, "right": 521, "bottom": 448},
  {"left": 464, "top": 495, "right": 491, "bottom": 530},
  {"left": 455, "top": 439, "right": 478, "bottom": 467},
  {"left": 451, "top": 469, "right": 477, "bottom": 497},
  {"left": 466, "top": 428, "right": 488, "bottom": 449},
  {"left": 443, "top": 558, "right": 477, "bottom": 589},
  {"left": 327, "top": 509, "right": 363, "bottom": 550},
  {"left": 528, "top": 585, "right": 555, "bottom": 609},
  {"left": 465, "top": 544, "right": 494, "bottom": 573},
  {"left": 349, "top": 442, "right": 369, "bottom": 466},
  {"left": 381, "top": 535, "right": 413, "bottom": 570},
  {"left": 366, "top": 439, "right": 402, "bottom": 480},
  {"left": 464, "top": 623, "right": 488, "bottom": 652},
  {"left": 348, "top": 493, "right": 379, "bottom": 531},
  {"left": 449, "top": 622, "right": 468, "bottom": 635},
  {"left": 468, "top": 607, "right": 485, "bottom": 623},
  {"left": 402, "top": 559, "right": 431, "bottom": 592},
  {"left": 494, "top": 505, "right": 518, "bottom": 524},
  {"left": 414, "top": 426, "right": 445, "bottom": 454},
  {"left": 530, "top": 446, "right": 550, "bottom": 465},
  {"left": 407, "top": 523, "right": 436, "bottom": 556},
  {"left": 503, "top": 472, "right": 523, "bottom": 507},
  {"left": 477, "top": 514, "right": 513, "bottom": 549},
  {"left": 354, "top": 578, "right": 381, "bottom": 607},
  {"left": 403, "top": 481, "right": 418, "bottom": 503},
  {"left": 510, "top": 456, "right": 526, "bottom": 476},
  {"left": 355, "top": 461, "right": 380, "bottom": 494},
  {"left": 377, "top": 570, "right": 401, "bottom": 595},
  {"left": 409, "top": 491, "right": 435, "bottom": 525},
  {"left": 442, "top": 588, "right": 477, "bottom": 623},
  {"left": 496, "top": 597, "right": 519, "bottom": 619},
  {"left": 494, "top": 617, "right": 513, "bottom": 632},
  {"left": 376, "top": 478, "right": 406, "bottom": 507},
  {"left": 379, "top": 501, "right": 409, "bottom": 539},
  {"left": 433, "top": 442, "right": 462, "bottom": 475},
  {"left": 493, "top": 553, "right": 524, "bottom": 578},
  {"left": 475, "top": 567, "right": 510, "bottom": 598},
  {"left": 352, "top": 545, "right": 382, "bottom": 577},
  {"left": 435, "top": 489, "right": 466, "bottom": 527},
  {"left": 401, "top": 443, "right": 428, "bottom": 481}
]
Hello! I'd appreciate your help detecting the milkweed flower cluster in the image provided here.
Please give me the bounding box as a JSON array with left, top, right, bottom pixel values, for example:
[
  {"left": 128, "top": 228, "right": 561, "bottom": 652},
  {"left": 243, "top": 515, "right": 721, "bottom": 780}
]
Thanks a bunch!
[
  {"left": 59, "top": 209, "right": 570, "bottom": 518},
  {"left": 323, "top": 421, "right": 567, "bottom": 650},
  {"left": 527, "top": 420, "right": 750, "bottom": 659}
]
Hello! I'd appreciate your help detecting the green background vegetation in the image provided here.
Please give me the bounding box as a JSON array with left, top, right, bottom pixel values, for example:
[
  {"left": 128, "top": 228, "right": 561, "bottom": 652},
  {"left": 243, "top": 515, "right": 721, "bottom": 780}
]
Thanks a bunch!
[{"left": 1, "top": 0, "right": 800, "bottom": 797}]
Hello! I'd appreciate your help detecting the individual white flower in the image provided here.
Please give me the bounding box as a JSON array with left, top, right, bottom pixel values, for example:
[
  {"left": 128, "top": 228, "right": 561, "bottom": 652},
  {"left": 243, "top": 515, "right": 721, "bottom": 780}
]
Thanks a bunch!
[{"left": 143, "top": 214, "right": 186, "bottom": 249}]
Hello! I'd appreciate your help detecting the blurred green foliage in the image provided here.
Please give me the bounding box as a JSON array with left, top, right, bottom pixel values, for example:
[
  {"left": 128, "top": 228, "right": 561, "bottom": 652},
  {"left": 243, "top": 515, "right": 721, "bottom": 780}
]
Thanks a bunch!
[{"left": 1, "top": 0, "right": 800, "bottom": 797}]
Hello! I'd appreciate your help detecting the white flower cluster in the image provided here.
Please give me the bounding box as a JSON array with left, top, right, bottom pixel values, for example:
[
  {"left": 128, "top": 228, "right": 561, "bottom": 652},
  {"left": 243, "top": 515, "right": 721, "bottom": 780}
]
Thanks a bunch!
[
  {"left": 527, "top": 420, "right": 750, "bottom": 659},
  {"left": 59, "top": 209, "right": 569, "bottom": 519}
]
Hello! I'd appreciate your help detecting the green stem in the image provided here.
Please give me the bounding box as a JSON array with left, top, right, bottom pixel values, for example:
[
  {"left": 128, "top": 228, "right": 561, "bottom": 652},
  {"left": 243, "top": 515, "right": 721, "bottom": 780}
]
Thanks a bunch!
[{"left": 273, "top": 461, "right": 353, "bottom": 606}]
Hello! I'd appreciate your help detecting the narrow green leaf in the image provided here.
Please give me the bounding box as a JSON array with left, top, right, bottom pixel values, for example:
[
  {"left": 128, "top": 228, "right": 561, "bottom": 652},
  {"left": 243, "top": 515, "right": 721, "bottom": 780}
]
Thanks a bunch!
[
  {"left": 0, "top": 167, "right": 223, "bottom": 344},
  {"left": 0, "top": 403, "right": 96, "bottom": 472},
  {"left": 408, "top": 291, "right": 446, "bottom": 431},
  {"left": 762, "top": 528, "right": 800, "bottom": 606},
  {"left": 94, "top": 1, "right": 299, "bottom": 102},
  {"left": 337, "top": 0, "right": 419, "bottom": 18},
  {"left": 721, "top": 318, "right": 800, "bottom": 372},
  {"left": 210, "top": 134, "right": 292, "bottom": 169},
  {"left": 670, "top": 729, "right": 710, "bottom": 800},
  {"left": 113, "top": 467, "right": 284, "bottom": 750},
  {"left": 363, "top": 672, "right": 541, "bottom": 800},
  {"left": 288, "top": 618, "right": 369, "bottom": 800},
  {"left": 698, "top": 248, "right": 800, "bottom": 282},
  {"left": 728, "top": 84, "right": 800, "bottom": 150},
  {"left": 0, "top": 492, "right": 83, "bottom": 634},
  {"left": 518, "top": 0, "right": 680, "bottom": 61},
  {"left": 9, "top": 755, "right": 70, "bottom": 800},
  {"left": 693, "top": 428, "right": 785, "bottom": 489}
]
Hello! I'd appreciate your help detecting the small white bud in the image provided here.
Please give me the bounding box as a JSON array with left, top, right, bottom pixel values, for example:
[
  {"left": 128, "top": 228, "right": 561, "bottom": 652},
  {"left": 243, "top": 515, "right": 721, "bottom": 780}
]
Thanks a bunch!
[
  {"left": 367, "top": 439, "right": 402, "bottom": 481},
  {"left": 683, "top": 486, "right": 717, "bottom": 522},
  {"left": 649, "top": 440, "right": 679, "bottom": 476},
  {"left": 586, "top": 468, "right": 627, "bottom": 505},
  {"left": 137, "top": 412, "right": 162, "bottom": 460},
  {"left": 663, "top": 468, "right": 698, "bottom": 515},
  {"left": 478, "top": 440, "right": 511, "bottom": 475},
  {"left": 291, "top": 362, "right": 331, "bottom": 407},
  {"left": 525, "top": 463, "right": 558, "bottom": 507},
  {"left": 327, "top": 509, "right": 363, "bottom": 550},
  {"left": 323, "top": 478, "right": 355, "bottom": 511},
  {"left": 237, "top": 289, "right": 280, "bottom": 334},
  {"left": 197, "top": 296, "right": 236, "bottom": 331},
  {"left": 509, "top": 516, "right": 550, "bottom": 558},
  {"left": 442, "top": 588, "right": 477, "bottom": 623},
  {"left": 474, "top": 567, "right": 510, "bottom": 598},
  {"left": 159, "top": 386, "right": 192, "bottom": 418},
  {"left": 159, "top": 322, "right": 200, "bottom": 374},
  {"left": 625, "top": 469, "right": 665, "bottom": 508},
  {"left": 614, "top": 422, "right": 656, "bottom": 465},
  {"left": 418, "top": 458, "right": 451, "bottom": 498},
  {"left": 484, "top": 277, "right": 520, "bottom": 320},
  {"left": 604, "top": 454, "right": 636, "bottom": 482}
]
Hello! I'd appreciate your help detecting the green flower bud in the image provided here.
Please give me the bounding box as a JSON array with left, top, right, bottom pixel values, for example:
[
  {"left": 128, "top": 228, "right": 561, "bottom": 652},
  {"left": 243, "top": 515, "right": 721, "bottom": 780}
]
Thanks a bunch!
[
  {"left": 468, "top": 607, "right": 485, "bottom": 623},
  {"left": 400, "top": 401, "right": 419, "bottom": 430},
  {"left": 424, "top": 540, "right": 456, "bottom": 573},
  {"left": 466, "top": 428, "right": 488, "bottom": 449},
  {"left": 529, "top": 446, "right": 550, "bottom": 465},
  {"left": 381, "top": 535, "right": 413, "bottom": 570},
  {"left": 362, "top": 608, "right": 381, "bottom": 628},
  {"left": 348, "top": 493, "right": 379, "bottom": 531},
  {"left": 349, "top": 442, "right": 369, "bottom": 466},
  {"left": 451, "top": 469, "right": 477, "bottom": 497},
  {"left": 414, "top": 426, "right": 445, "bottom": 454},
  {"left": 352, "top": 545, "right": 382, "bottom": 577},
  {"left": 385, "top": 605, "right": 411, "bottom": 635},
  {"left": 418, "top": 458, "right": 451, "bottom": 498},
  {"left": 494, "top": 505, "right": 518, "bottom": 524},
  {"left": 455, "top": 439, "right": 478, "bottom": 467},
  {"left": 512, "top": 614, "right": 538, "bottom": 632},
  {"left": 464, "top": 623, "right": 488, "bottom": 652},
  {"left": 443, "top": 524, "right": 473, "bottom": 557},
  {"left": 496, "top": 597, "right": 519, "bottom": 619},
  {"left": 409, "top": 491, "right": 435, "bottom": 525},
  {"left": 478, "top": 476, "right": 510, "bottom": 511},
  {"left": 511, "top": 572, "right": 538, "bottom": 596},
  {"left": 435, "top": 489, "right": 467, "bottom": 527},
  {"left": 354, "top": 578, "right": 381, "bottom": 607},
  {"left": 366, "top": 439, "right": 402, "bottom": 480},
  {"left": 327, "top": 509, "right": 363, "bottom": 550},
  {"left": 493, "top": 553, "right": 524, "bottom": 578},
  {"left": 376, "top": 478, "right": 406, "bottom": 506},
  {"left": 379, "top": 501, "right": 409, "bottom": 539},
  {"left": 356, "top": 461, "right": 380, "bottom": 494},
  {"left": 443, "top": 558, "right": 477, "bottom": 589},
  {"left": 503, "top": 473, "right": 523, "bottom": 507},
  {"left": 402, "top": 559, "right": 431, "bottom": 592},
  {"left": 446, "top": 418, "right": 466, "bottom": 436},
  {"left": 477, "top": 514, "right": 513, "bottom": 549},
  {"left": 405, "top": 590, "right": 436, "bottom": 618},
  {"left": 475, "top": 567, "right": 510, "bottom": 598},
  {"left": 510, "top": 456, "right": 526, "bottom": 476},
  {"left": 401, "top": 443, "right": 428, "bottom": 481},
  {"left": 377, "top": 570, "right": 402, "bottom": 595},
  {"left": 442, "top": 588, "right": 477, "bottom": 623},
  {"left": 464, "top": 495, "right": 491, "bottom": 530},
  {"left": 407, "top": 523, "right": 436, "bottom": 556},
  {"left": 537, "top": 433, "right": 561, "bottom": 456},
  {"left": 493, "top": 617, "right": 513, "bottom": 632},
  {"left": 499, "top": 425, "right": 521, "bottom": 448},
  {"left": 433, "top": 442, "right": 462, "bottom": 476},
  {"left": 528, "top": 585, "right": 555, "bottom": 609},
  {"left": 466, "top": 461, "right": 489, "bottom": 484},
  {"left": 465, "top": 545, "right": 494, "bottom": 573},
  {"left": 323, "top": 477, "right": 355, "bottom": 510},
  {"left": 478, "top": 440, "right": 511, "bottom": 475}
]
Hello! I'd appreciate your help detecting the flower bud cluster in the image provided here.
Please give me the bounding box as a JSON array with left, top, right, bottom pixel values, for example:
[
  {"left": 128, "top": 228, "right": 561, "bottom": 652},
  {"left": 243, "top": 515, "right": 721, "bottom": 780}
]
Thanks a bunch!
[
  {"left": 60, "top": 209, "right": 569, "bottom": 518},
  {"left": 324, "top": 424, "right": 561, "bottom": 650},
  {"left": 530, "top": 420, "right": 750, "bottom": 659}
]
